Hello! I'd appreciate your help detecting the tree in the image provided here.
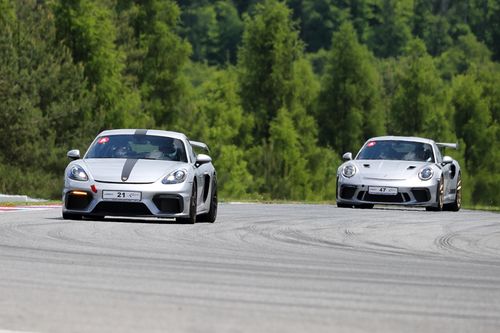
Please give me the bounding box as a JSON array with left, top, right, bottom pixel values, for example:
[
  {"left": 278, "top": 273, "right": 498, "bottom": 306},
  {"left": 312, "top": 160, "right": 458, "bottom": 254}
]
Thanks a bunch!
[
  {"left": 0, "top": 0, "right": 96, "bottom": 198},
  {"left": 318, "top": 22, "right": 384, "bottom": 154},
  {"left": 437, "top": 32, "right": 492, "bottom": 80},
  {"left": 389, "top": 39, "right": 450, "bottom": 140},
  {"left": 238, "top": 0, "right": 303, "bottom": 140},
  {"left": 53, "top": 0, "right": 143, "bottom": 129},
  {"left": 189, "top": 68, "right": 253, "bottom": 198},
  {"left": 451, "top": 70, "right": 499, "bottom": 205},
  {"left": 266, "top": 108, "right": 310, "bottom": 199},
  {"left": 367, "top": 0, "right": 412, "bottom": 58},
  {"left": 134, "top": 0, "right": 192, "bottom": 128},
  {"left": 180, "top": 1, "right": 243, "bottom": 65}
]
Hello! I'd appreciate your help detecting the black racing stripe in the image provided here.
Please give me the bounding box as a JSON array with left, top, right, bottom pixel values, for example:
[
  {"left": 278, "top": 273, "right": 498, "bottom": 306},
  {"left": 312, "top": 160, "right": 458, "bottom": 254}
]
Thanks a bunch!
[
  {"left": 135, "top": 129, "right": 148, "bottom": 135},
  {"left": 121, "top": 159, "right": 139, "bottom": 182}
]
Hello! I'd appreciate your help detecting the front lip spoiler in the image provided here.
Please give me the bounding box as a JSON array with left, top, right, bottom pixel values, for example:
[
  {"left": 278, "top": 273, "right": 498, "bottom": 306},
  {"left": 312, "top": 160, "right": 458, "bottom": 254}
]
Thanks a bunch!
[{"left": 94, "top": 180, "right": 155, "bottom": 185}]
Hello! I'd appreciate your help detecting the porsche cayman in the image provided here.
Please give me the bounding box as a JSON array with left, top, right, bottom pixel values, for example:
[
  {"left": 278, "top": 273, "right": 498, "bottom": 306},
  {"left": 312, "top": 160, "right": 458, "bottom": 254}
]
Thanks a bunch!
[{"left": 62, "top": 129, "right": 217, "bottom": 223}]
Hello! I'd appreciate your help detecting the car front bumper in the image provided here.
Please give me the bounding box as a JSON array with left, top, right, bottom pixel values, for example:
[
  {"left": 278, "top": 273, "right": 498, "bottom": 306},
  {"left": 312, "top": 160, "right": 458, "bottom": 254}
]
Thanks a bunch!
[
  {"left": 336, "top": 175, "right": 439, "bottom": 207},
  {"left": 62, "top": 179, "right": 193, "bottom": 218}
]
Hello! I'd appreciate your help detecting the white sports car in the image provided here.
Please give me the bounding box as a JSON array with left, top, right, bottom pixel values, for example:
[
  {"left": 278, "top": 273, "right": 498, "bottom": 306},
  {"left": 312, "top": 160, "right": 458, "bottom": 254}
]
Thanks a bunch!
[
  {"left": 336, "top": 136, "right": 462, "bottom": 211},
  {"left": 62, "top": 129, "right": 217, "bottom": 223}
]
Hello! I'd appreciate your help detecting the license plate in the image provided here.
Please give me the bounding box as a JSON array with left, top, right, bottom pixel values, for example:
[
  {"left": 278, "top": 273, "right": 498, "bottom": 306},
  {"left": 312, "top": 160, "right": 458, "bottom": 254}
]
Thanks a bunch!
[
  {"left": 368, "top": 186, "right": 397, "bottom": 195},
  {"left": 102, "top": 190, "right": 141, "bottom": 201}
]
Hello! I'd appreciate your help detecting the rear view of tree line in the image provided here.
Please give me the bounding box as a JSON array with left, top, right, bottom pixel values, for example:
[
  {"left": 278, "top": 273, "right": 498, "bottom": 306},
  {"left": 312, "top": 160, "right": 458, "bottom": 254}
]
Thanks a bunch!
[{"left": 0, "top": 0, "right": 498, "bottom": 207}]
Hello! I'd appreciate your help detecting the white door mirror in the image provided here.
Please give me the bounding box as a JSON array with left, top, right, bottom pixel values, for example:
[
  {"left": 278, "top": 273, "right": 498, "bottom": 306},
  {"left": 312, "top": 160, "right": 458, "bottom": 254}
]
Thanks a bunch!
[
  {"left": 342, "top": 152, "right": 353, "bottom": 160},
  {"left": 67, "top": 149, "right": 80, "bottom": 160},
  {"left": 442, "top": 156, "right": 453, "bottom": 164},
  {"left": 196, "top": 153, "right": 212, "bottom": 166}
]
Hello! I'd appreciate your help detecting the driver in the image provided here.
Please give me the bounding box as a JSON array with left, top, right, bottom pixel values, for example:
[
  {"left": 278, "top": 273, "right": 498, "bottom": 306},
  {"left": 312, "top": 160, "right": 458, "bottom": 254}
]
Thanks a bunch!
[{"left": 158, "top": 139, "right": 178, "bottom": 161}]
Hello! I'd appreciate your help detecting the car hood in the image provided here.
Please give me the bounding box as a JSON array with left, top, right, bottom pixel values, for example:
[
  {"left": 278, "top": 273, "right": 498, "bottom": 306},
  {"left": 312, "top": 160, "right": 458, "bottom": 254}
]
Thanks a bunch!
[
  {"left": 352, "top": 160, "right": 429, "bottom": 180},
  {"left": 83, "top": 158, "right": 186, "bottom": 183}
]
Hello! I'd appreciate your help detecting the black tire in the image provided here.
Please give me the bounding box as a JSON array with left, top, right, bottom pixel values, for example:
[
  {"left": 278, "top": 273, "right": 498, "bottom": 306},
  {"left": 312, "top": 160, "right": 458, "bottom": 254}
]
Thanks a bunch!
[
  {"left": 444, "top": 173, "right": 462, "bottom": 212},
  {"left": 197, "top": 178, "right": 218, "bottom": 223},
  {"left": 62, "top": 212, "right": 82, "bottom": 220},
  {"left": 177, "top": 183, "right": 197, "bottom": 224},
  {"left": 426, "top": 176, "right": 444, "bottom": 211},
  {"left": 336, "top": 202, "right": 352, "bottom": 208}
]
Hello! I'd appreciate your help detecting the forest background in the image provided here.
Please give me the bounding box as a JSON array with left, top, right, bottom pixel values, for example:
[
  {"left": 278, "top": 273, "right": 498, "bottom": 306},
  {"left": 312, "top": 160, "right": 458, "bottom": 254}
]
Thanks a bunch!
[{"left": 0, "top": 0, "right": 498, "bottom": 207}]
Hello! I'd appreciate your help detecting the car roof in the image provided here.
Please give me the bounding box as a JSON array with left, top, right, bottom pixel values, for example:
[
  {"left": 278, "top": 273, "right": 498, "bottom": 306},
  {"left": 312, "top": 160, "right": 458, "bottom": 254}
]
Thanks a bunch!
[
  {"left": 367, "top": 136, "right": 435, "bottom": 145},
  {"left": 97, "top": 129, "right": 188, "bottom": 141}
]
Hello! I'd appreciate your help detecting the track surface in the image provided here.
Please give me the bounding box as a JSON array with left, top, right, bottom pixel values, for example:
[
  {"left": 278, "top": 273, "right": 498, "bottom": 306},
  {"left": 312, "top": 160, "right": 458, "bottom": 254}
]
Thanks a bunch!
[{"left": 0, "top": 204, "right": 499, "bottom": 333}]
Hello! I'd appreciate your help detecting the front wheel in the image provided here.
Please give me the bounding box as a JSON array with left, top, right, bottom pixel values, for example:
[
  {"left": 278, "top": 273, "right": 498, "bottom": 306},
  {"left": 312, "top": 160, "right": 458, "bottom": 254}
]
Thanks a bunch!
[
  {"left": 426, "top": 176, "right": 444, "bottom": 211},
  {"left": 177, "top": 183, "right": 197, "bottom": 224},
  {"left": 444, "top": 173, "right": 462, "bottom": 212},
  {"left": 198, "top": 178, "right": 217, "bottom": 223}
]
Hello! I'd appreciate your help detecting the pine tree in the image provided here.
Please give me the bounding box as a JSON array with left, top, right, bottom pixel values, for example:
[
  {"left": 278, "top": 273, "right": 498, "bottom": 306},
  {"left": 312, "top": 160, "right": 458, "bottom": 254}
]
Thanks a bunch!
[
  {"left": 318, "top": 21, "right": 384, "bottom": 154},
  {"left": 53, "top": 0, "right": 142, "bottom": 130},
  {"left": 0, "top": 0, "right": 95, "bottom": 198},
  {"left": 390, "top": 39, "right": 450, "bottom": 139},
  {"left": 238, "top": 0, "right": 303, "bottom": 140},
  {"left": 368, "top": 0, "right": 412, "bottom": 58}
]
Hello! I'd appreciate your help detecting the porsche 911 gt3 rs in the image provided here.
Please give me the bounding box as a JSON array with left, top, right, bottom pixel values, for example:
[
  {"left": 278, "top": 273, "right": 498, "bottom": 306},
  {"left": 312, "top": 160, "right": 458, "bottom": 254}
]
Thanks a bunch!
[
  {"left": 336, "top": 136, "right": 462, "bottom": 211},
  {"left": 62, "top": 129, "right": 217, "bottom": 223}
]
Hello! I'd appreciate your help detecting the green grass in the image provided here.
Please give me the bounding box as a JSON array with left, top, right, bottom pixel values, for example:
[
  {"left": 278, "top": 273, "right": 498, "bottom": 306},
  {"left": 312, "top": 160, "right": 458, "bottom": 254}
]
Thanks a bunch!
[{"left": 463, "top": 204, "right": 500, "bottom": 212}]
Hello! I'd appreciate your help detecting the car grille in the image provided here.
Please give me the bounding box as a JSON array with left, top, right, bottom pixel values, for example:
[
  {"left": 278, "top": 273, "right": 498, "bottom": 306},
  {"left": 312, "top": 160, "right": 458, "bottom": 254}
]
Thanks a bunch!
[
  {"left": 91, "top": 202, "right": 152, "bottom": 216},
  {"left": 152, "top": 195, "right": 183, "bottom": 214},
  {"left": 411, "top": 188, "right": 431, "bottom": 202},
  {"left": 65, "top": 192, "right": 92, "bottom": 210},
  {"left": 358, "top": 191, "right": 409, "bottom": 203},
  {"left": 339, "top": 185, "right": 356, "bottom": 199}
]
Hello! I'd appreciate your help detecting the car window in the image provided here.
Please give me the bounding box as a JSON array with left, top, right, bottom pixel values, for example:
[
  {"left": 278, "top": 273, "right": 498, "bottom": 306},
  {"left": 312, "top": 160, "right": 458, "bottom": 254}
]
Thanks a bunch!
[
  {"left": 357, "top": 140, "right": 435, "bottom": 162},
  {"left": 85, "top": 134, "right": 188, "bottom": 162}
]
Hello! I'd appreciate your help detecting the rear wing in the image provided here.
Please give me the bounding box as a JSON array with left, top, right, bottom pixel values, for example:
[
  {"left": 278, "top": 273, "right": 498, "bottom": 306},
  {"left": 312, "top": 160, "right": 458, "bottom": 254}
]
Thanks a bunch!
[
  {"left": 189, "top": 140, "right": 210, "bottom": 153},
  {"left": 436, "top": 142, "right": 458, "bottom": 150}
]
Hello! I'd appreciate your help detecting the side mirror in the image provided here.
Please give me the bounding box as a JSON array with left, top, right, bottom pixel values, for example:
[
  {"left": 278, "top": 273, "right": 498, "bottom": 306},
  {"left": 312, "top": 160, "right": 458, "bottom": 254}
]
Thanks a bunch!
[
  {"left": 67, "top": 149, "right": 80, "bottom": 160},
  {"left": 342, "top": 152, "right": 353, "bottom": 160},
  {"left": 442, "top": 156, "right": 453, "bottom": 164},
  {"left": 196, "top": 153, "right": 212, "bottom": 166}
]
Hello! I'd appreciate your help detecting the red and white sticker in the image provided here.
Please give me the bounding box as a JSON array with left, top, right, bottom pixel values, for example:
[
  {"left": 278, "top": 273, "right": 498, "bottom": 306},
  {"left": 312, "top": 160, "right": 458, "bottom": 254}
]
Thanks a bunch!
[
  {"left": 367, "top": 141, "right": 377, "bottom": 147},
  {"left": 98, "top": 137, "right": 109, "bottom": 144}
]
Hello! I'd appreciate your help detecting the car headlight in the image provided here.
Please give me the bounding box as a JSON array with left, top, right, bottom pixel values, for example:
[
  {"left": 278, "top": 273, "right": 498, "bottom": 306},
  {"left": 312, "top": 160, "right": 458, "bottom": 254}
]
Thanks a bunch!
[
  {"left": 67, "top": 165, "right": 88, "bottom": 181},
  {"left": 418, "top": 166, "right": 434, "bottom": 181},
  {"left": 342, "top": 164, "right": 356, "bottom": 178},
  {"left": 162, "top": 169, "right": 187, "bottom": 184}
]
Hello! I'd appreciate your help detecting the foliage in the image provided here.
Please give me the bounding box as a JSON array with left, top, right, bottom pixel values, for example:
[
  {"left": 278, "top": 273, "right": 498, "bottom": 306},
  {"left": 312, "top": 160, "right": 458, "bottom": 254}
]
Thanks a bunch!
[
  {"left": 318, "top": 22, "right": 384, "bottom": 153},
  {"left": 0, "top": 0, "right": 498, "bottom": 207}
]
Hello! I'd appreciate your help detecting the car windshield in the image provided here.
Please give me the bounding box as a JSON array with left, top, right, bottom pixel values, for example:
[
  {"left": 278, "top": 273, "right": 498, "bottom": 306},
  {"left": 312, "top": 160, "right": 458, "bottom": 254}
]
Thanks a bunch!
[
  {"left": 357, "top": 140, "right": 434, "bottom": 162},
  {"left": 85, "top": 134, "right": 188, "bottom": 162}
]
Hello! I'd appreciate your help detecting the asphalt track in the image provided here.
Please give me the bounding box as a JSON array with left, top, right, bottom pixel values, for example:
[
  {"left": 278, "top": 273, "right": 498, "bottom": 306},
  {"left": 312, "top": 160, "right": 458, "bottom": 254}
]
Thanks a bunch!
[{"left": 0, "top": 203, "right": 499, "bottom": 333}]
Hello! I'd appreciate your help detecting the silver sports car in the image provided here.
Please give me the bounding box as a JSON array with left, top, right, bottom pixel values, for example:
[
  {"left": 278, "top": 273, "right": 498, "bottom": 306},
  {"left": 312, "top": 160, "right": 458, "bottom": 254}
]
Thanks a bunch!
[
  {"left": 62, "top": 129, "right": 217, "bottom": 223},
  {"left": 336, "top": 136, "right": 462, "bottom": 211}
]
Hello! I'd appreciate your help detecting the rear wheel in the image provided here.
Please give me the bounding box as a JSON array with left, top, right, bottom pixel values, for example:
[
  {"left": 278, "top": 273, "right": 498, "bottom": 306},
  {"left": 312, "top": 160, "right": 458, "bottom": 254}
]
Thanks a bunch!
[
  {"left": 426, "top": 176, "right": 444, "bottom": 211},
  {"left": 198, "top": 178, "right": 217, "bottom": 223},
  {"left": 444, "top": 173, "right": 462, "bottom": 212},
  {"left": 177, "top": 183, "right": 197, "bottom": 224}
]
